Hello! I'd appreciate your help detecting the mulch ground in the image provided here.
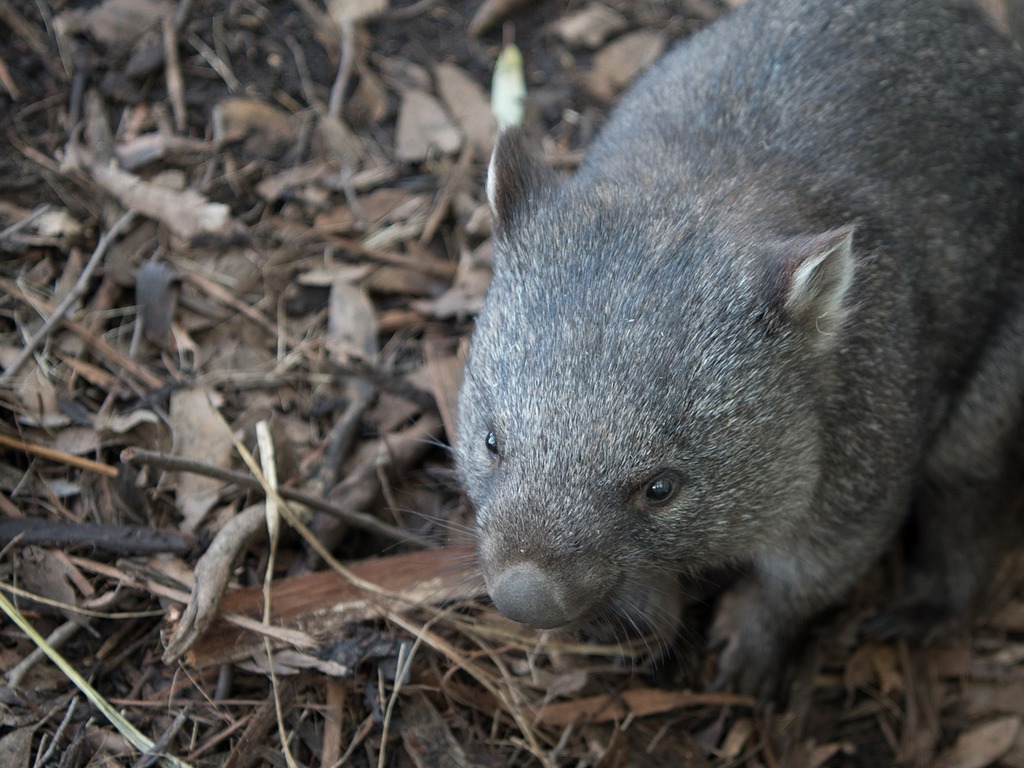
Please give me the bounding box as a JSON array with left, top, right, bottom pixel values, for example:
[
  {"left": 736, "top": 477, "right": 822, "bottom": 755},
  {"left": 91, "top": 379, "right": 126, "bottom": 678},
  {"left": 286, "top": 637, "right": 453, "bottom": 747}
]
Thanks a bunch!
[{"left": 1, "top": 0, "right": 1023, "bottom": 766}]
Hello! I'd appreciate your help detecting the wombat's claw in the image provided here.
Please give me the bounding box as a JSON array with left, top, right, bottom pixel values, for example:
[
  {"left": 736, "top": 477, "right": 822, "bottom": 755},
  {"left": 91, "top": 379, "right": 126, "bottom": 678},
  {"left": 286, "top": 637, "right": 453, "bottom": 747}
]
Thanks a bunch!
[
  {"left": 706, "top": 626, "right": 777, "bottom": 699},
  {"left": 707, "top": 585, "right": 788, "bottom": 700},
  {"left": 710, "top": 651, "right": 779, "bottom": 701}
]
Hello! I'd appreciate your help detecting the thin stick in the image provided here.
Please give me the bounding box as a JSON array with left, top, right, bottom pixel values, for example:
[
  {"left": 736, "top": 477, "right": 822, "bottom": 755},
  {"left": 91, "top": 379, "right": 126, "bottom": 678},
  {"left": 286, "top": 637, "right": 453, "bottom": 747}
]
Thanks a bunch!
[
  {"left": 1, "top": 210, "right": 136, "bottom": 384},
  {"left": 0, "top": 203, "right": 49, "bottom": 241},
  {"left": 0, "top": 275, "right": 163, "bottom": 390},
  {"left": 255, "top": 421, "right": 300, "bottom": 768},
  {"left": 0, "top": 432, "right": 118, "bottom": 478},
  {"left": 163, "top": 16, "right": 187, "bottom": 134},
  {"left": 35, "top": 694, "right": 80, "bottom": 766},
  {"left": 120, "top": 446, "right": 433, "bottom": 548},
  {"left": 377, "top": 638, "right": 419, "bottom": 768},
  {"left": 327, "top": 20, "right": 355, "bottom": 119},
  {"left": 6, "top": 620, "right": 81, "bottom": 687},
  {"left": 0, "top": 589, "right": 193, "bottom": 767}
]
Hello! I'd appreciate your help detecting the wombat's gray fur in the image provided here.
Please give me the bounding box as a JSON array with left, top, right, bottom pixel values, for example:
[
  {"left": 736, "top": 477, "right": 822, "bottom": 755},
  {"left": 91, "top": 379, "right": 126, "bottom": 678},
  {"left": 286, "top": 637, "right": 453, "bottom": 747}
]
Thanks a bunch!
[{"left": 456, "top": 0, "right": 1024, "bottom": 694}]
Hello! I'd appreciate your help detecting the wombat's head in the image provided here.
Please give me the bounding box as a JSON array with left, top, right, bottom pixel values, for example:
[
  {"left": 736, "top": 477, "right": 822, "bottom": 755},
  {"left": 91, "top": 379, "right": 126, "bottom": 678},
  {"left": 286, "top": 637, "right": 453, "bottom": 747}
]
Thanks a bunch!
[{"left": 456, "top": 130, "right": 855, "bottom": 640}]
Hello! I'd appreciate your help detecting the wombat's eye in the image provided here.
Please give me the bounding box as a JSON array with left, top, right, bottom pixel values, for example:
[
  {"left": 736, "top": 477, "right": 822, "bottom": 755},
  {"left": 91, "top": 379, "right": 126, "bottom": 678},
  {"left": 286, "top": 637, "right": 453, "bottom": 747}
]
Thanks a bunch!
[
  {"left": 644, "top": 473, "right": 679, "bottom": 505},
  {"left": 485, "top": 431, "right": 499, "bottom": 455}
]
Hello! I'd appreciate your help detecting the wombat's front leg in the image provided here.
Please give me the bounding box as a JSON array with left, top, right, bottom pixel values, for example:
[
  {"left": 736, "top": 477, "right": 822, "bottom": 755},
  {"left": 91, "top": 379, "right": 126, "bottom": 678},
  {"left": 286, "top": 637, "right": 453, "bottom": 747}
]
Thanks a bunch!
[
  {"left": 707, "top": 572, "right": 807, "bottom": 697},
  {"left": 707, "top": 532, "right": 887, "bottom": 697}
]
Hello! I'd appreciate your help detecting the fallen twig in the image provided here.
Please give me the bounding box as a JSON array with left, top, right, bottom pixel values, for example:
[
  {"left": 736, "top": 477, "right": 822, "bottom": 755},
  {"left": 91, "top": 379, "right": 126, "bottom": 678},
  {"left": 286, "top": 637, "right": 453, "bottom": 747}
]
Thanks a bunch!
[
  {"left": 0, "top": 517, "right": 194, "bottom": 556},
  {"left": 0, "top": 209, "right": 136, "bottom": 384},
  {"left": 120, "top": 446, "right": 432, "bottom": 548},
  {"left": 0, "top": 432, "right": 118, "bottom": 478}
]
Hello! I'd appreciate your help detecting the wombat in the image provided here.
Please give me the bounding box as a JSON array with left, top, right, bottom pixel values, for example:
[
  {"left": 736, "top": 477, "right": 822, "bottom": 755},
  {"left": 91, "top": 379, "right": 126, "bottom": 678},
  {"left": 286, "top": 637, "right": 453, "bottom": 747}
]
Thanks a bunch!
[{"left": 456, "top": 0, "right": 1024, "bottom": 694}]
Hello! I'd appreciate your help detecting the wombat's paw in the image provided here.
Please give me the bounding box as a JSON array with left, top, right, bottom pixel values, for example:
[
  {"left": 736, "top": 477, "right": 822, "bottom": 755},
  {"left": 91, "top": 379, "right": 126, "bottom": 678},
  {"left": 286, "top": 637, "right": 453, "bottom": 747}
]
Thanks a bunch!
[{"left": 706, "top": 584, "right": 783, "bottom": 700}]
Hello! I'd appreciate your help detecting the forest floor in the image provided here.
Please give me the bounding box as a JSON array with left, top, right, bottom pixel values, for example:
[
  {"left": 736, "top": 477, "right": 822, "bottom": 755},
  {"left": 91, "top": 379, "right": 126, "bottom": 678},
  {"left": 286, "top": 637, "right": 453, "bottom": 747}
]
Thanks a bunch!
[{"left": 1, "top": 0, "right": 1023, "bottom": 766}]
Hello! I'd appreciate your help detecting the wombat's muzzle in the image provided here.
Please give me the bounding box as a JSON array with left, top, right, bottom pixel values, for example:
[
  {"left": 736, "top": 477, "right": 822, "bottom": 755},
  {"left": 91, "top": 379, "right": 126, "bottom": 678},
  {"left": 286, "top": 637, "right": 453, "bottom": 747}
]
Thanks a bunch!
[{"left": 488, "top": 562, "right": 575, "bottom": 628}]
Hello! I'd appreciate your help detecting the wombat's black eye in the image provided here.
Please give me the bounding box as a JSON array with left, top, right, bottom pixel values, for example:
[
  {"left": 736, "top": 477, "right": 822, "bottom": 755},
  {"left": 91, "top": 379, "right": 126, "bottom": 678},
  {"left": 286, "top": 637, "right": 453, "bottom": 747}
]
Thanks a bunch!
[
  {"left": 644, "top": 474, "right": 678, "bottom": 505},
  {"left": 485, "top": 431, "right": 499, "bottom": 455}
]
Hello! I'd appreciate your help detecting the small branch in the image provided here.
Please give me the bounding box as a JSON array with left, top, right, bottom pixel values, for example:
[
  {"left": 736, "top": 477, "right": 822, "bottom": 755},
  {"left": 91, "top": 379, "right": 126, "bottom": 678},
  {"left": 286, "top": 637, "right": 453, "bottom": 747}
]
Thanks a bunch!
[
  {"left": 327, "top": 20, "right": 355, "bottom": 119},
  {"left": 120, "top": 446, "right": 434, "bottom": 548},
  {"left": 6, "top": 621, "right": 81, "bottom": 687},
  {"left": 0, "top": 432, "right": 118, "bottom": 478},
  {"left": 0, "top": 518, "right": 194, "bottom": 556},
  {"left": 163, "top": 16, "right": 187, "bottom": 134},
  {"left": 0, "top": 210, "right": 136, "bottom": 384}
]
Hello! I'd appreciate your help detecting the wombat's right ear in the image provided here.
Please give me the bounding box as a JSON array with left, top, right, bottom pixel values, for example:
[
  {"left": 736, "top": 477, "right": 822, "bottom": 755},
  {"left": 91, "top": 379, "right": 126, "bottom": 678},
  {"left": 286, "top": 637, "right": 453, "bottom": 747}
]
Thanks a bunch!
[
  {"left": 778, "top": 225, "right": 855, "bottom": 341},
  {"left": 487, "top": 129, "right": 554, "bottom": 237}
]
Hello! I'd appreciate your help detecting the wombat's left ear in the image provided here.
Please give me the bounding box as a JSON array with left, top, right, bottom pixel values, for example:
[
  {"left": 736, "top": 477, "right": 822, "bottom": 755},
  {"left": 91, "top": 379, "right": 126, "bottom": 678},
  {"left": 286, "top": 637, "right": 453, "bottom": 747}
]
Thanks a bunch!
[
  {"left": 487, "top": 128, "right": 555, "bottom": 237},
  {"left": 777, "top": 225, "right": 855, "bottom": 340}
]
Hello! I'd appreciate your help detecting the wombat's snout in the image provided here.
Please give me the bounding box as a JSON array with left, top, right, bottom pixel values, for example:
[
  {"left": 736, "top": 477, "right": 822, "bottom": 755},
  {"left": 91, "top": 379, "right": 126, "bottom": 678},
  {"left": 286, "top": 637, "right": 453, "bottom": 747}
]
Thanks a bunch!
[{"left": 489, "top": 563, "right": 574, "bottom": 628}]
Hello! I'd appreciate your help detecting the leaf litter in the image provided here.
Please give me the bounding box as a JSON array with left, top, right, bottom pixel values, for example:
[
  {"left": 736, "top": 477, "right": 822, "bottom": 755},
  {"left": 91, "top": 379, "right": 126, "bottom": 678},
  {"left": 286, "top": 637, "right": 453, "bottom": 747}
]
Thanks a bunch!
[{"left": 1, "top": 0, "right": 1023, "bottom": 766}]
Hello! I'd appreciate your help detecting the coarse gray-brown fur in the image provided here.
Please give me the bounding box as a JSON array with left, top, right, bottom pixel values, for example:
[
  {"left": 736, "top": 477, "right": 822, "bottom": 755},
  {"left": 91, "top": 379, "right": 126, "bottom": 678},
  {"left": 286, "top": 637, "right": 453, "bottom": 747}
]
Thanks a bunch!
[{"left": 456, "top": 0, "right": 1024, "bottom": 694}]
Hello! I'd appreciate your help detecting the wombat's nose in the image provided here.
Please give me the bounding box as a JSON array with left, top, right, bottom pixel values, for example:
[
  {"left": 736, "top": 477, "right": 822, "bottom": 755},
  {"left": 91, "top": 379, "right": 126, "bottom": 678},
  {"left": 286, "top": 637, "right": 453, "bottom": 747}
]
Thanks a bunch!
[{"left": 490, "top": 563, "right": 570, "bottom": 628}]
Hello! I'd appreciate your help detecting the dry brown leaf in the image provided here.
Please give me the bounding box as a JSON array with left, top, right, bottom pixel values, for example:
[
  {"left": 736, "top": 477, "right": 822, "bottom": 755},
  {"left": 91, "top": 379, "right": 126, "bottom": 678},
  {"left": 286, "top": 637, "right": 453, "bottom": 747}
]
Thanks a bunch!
[
  {"left": 966, "top": 682, "right": 1024, "bottom": 717},
  {"left": 85, "top": 160, "right": 232, "bottom": 240},
  {"left": 786, "top": 740, "right": 854, "bottom": 768},
  {"left": 314, "top": 204, "right": 362, "bottom": 235},
  {"left": 468, "top": 0, "right": 537, "bottom": 36},
  {"left": 18, "top": 547, "right": 88, "bottom": 627},
  {"left": 31, "top": 209, "right": 84, "bottom": 241},
  {"left": 169, "top": 387, "right": 235, "bottom": 532},
  {"left": 927, "top": 646, "right": 972, "bottom": 678},
  {"left": 379, "top": 57, "right": 432, "bottom": 92},
  {"left": 585, "top": 30, "right": 667, "bottom": 101},
  {"left": 1004, "top": 726, "right": 1024, "bottom": 768},
  {"left": 0, "top": 728, "right": 33, "bottom": 768},
  {"left": 327, "top": 0, "right": 388, "bottom": 25},
  {"left": 327, "top": 280, "right": 378, "bottom": 362},
  {"left": 532, "top": 687, "right": 753, "bottom": 727},
  {"left": 542, "top": 668, "right": 591, "bottom": 699},
  {"left": 297, "top": 264, "right": 373, "bottom": 288},
  {"left": 328, "top": 278, "right": 378, "bottom": 403},
  {"left": 239, "top": 649, "right": 352, "bottom": 677},
  {"left": 718, "top": 717, "right": 755, "bottom": 759},
  {"left": 0, "top": 346, "right": 65, "bottom": 428},
  {"left": 435, "top": 63, "right": 497, "bottom": 160},
  {"left": 52, "top": 426, "right": 100, "bottom": 457},
  {"left": 395, "top": 89, "right": 463, "bottom": 162},
  {"left": 871, "top": 643, "right": 903, "bottom": 695},
  {"left": 400, "top": 693, "right": 469, "bottom": 768},
  {"left": 843, "top": 642, "right": 878, "bottom": 692},
  {"left": 934, "top": 716, "right": 1021, "bottom": 768},
  {"left": 55, "top": 0, "right": 173, "bottom": 48},
  {"left": 114, "top": 132, "right": 214, "bottom": 170},
  {"left": 412, "top": 239, "right": 492, "bottom": 318},
  {"left": 97, "top": 408, "right": 161, "bottom": 437},
  {"left": 420, "top": 347, "right": 464, "bottom": 444},
  {"left": 348, "top": 62, "right": 389, "bottom": 126},
  {"left": 361, "top": 188, "right": 426, "bottom": 225},
  {"left": 318, "top": 114, "right": 367, "bottom": 167},
  {"left": 256, "top": 161, "right": 334, "bottom": 203},
  {"left": 990, "top": 599, "right": 1024, "bottom": 632},
  {"left": 212, "top": 98, "right": 298, "bottom": 160},
  {"left": 551, "top": 4, "right": 628, "bottom": 49}
]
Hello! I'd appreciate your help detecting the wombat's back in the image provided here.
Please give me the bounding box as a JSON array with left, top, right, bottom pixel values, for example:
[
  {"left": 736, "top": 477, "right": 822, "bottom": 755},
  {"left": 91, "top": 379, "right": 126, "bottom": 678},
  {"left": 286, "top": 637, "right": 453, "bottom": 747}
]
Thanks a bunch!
[{"left": 580, "top": 0, "right": 1024, "bottom": 367}]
